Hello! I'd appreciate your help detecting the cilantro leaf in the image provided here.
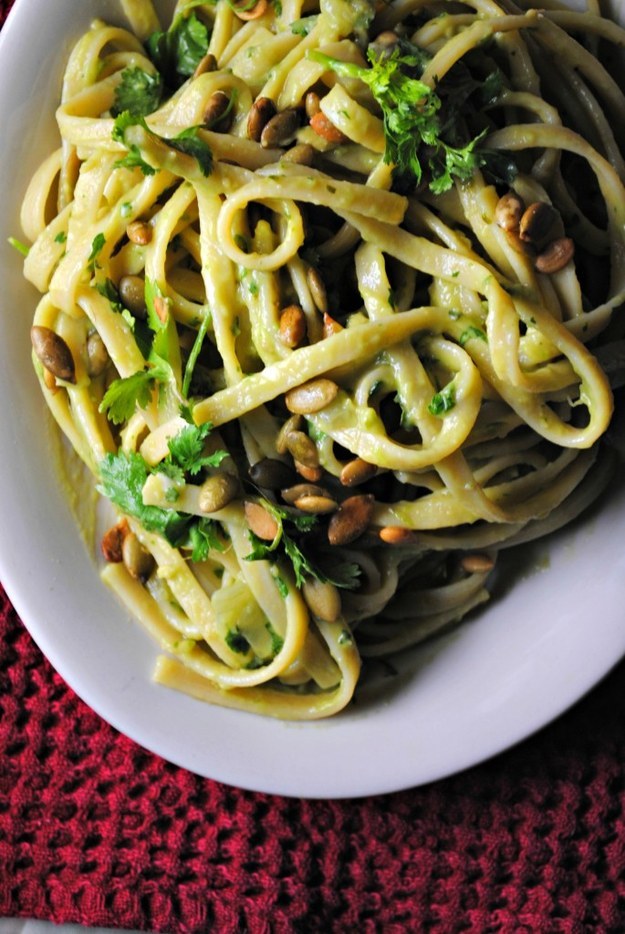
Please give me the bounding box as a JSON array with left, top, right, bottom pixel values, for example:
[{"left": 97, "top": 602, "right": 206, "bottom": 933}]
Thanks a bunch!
[
  {"left": 147, "top": 11, "right": 210, "bottom": 89},
  {"left": 95, "top": 278, "right": 125, "bottom": 313},
  {"left": 88, "top": 233, "right": 106, "bottom": 273},
  {"left": 112, "top": 111, "right": 213, "bottom": 179},
  {"left": 310, "top": 48, "right": 489, "bottom": 193},
  {"left": 245, "top": 500, "right": 361, "bottom": 591},
  {"left": 112, "top": 67, "right": 163, "bottom": 118},
  {"left": 167, "top": 421, "right": 228, "bottom": 476},
  {"left": 99, "top": 356, "right": 171, "bottom": 424},
  {"left": 459, "top": 325, "right": 487, "bottom": 346},
  {"left": 189, "top": 518, "right": 225, "bottom": 562},
  {"left": 165, "top": 126, "right": 213, "bottom": 177},
  {"left": 98, "top": 451, "right": 189, "bottom": 543},
  {"left": 428, "top": 381, "right": 456, "bottom": 416}
]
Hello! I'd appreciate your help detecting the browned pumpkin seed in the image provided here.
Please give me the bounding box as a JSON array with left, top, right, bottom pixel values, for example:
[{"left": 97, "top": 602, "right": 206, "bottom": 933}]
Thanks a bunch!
[
  {"left": 340, "top": 457, "right": 377, "bottom": 487},
  {"left": 248, "top": 458, "right": 295, "bottom": 490},
  {"left": 31, "top": 326, "right": 76, "bottom": 383},
  {"left": 244, "top": 501, "right": 279, "bottom": 540},
  {"left": 285, "top": 430, "right": 319, "bottom": 468},
  {"left": 203, "top": 90, "right": 232, "bottom": 131},
  {"left": 535, "top": 236, "right": 575, "bottom": 274},
  {"left": 276, "top": 414, "right": 303, "bottom": 455},
  {"left": 101, "top": 519, "right": 129, "bottom": 563},
  {"left": 379, "top": 526, "right": 416, "bottom": 545},
  {"left": 495, "top": 191, "right": 525, "bottom": 232},
  {"left": 260, "top": 108, "right": 300, "bottom": 149},
  {"left": 126, "top": 221, "right": 152, "bottom": 245},
  {"left": 281, "top": 143, "right": 315, "bottom": 166},
  {"left": 247, "top": 97, "right": 277, "bottom": 142},
  {"left": 323, "top": 313, "right": 343, "bottom": 337},
  {"left": 293, "top": 494, "right": 338, "bottom": 514},
  {"left": 505, "top": 229, "right": 534, "bottom": 256},
  {"left": 86, "top": 331, "right": 109, "bottom": 378},
  {"left": 198, "top": 473, "right": 238, "bottom": 513},
  {"left": 119, "top": 275, "right": 147, "bottom": 318},
  {"left": 519, "top": 201, "right": 558, "bottom": 244},
  {"left": 306, "top": 266, "right": 328, "bottom": 314},
  {"left": 294, "top": 461, "right": 323, "bottom": 482},
  {"left": 460, "top": 553, "right": 495, "bottom": 574},
  {"left": 122, "top": 532, "right": 155, "bottom": 582},
  {"left": 328, "top": 494, "right": 375, "bottom": 546},
  {"left": 193, "top": 52, "right": 218, "bottom": 78},
  {"left": 305, "top": 91, "right": 321, "bottom": 120},
  {"left": 281, "top": 482, "right": 329, "bottom": 505},
  {"left": 309, "top": 111, "right": 347, "bottom": 143},
  {"left": 279, "top": 304, "right": 306, "bottom": 348},
  {"left": 285, "top": 378, "right": 339, "bottom": 415},
  {"left": 302, "top": 578, "right": 342, "bottom": 622},
  {"left": 371, "top": 30, "right": 400, "bottom": 51}
]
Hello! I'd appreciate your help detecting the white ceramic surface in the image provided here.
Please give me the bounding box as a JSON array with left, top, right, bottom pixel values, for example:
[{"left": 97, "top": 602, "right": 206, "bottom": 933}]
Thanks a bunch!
[{"left": 0, "top": 0, "right": 623, "bottom": 800}]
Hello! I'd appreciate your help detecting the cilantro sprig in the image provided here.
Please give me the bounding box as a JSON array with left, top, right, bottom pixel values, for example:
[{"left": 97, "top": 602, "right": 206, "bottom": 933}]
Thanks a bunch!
[
  {"left": 147, "top": 10, "right": 210, "bottom": 89},
  {"left": 98, "top": 414, "right": 229, "bottom": 561},
  {"left": 112, "top": 67, "right": 163, "bottom": 118},
  {"left": 113, "top": 111, "right": 213, "bottom": 178},
  {"left": 245, "top": 499, "right": 361, "bottom": 592},
  {"left": 99, "top": 355, "right": 172, "bottom": 425},
  {"left": 309, "top": 47, "right": 489, "bottom": 194}
]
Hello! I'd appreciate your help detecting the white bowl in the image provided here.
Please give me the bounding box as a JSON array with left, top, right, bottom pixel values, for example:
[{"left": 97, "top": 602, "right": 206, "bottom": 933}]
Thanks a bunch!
[{"left": 0, "top": 0, "right": 624, "bottom": 798}]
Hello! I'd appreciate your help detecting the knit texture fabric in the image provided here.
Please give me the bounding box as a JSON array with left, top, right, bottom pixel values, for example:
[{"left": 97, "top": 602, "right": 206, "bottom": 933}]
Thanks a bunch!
[{"left": 3, "top": 2, "right": 625, "bottom": 931}]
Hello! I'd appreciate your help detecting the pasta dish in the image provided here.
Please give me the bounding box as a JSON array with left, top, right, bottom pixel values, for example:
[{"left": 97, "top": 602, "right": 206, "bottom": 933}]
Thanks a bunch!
[{"left": 16, "top": 0, "right": 625, "bottom": 719}]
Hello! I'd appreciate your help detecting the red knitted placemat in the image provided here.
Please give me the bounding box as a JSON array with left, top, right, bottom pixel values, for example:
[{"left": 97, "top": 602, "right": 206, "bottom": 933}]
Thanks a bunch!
[
  {"left": 3, "top": 578, "right": 625, "bottom": 933},
  {"left": 3, "top": 2, "right": 625, "bottom": 931}
]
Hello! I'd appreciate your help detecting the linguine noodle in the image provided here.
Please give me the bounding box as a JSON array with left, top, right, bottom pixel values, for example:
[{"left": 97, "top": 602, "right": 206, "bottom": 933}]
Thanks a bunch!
[{"left": 18, "top": 0, "right": 625, "bottom": 718}]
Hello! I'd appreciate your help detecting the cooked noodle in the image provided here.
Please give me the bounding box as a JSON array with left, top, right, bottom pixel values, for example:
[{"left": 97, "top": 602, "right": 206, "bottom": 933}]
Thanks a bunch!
[{"left": 17, "top": 0, "right": 625, "bottom": 718}]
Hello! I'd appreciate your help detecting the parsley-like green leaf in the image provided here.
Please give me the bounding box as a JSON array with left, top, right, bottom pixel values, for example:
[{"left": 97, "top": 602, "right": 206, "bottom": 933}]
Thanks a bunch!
[
  {"left": 99, "top": 356, "right": 171, "bottom": 424},
  {"left": 189, "top": 517, "right": 225, "bottom": 562},
  {"left": 459, "top": 325, "right": 487, "bottom": 346},
  {"left": 88, "top": 233, "right": 106, "bottom": 273},
  {"left": 309, "top": 48, "right": 488, "bottom": 193},
  {"left": 225, "top": 627, "right": 251, "bottom": 655},
  {"left": 167, "top": 421, "right": 228, "bottom": 476},
  {"left": 166, "top": 126, "right": 213, "bottom": 177},
  {"left": 95, "top": 278, "right": 125, "bottom": 313},
  {"left": 111, "top": 67, "right": 163, "bottom": 118},
  {"left": 428, "top": 381, "right": 456, "bottom": 416},
  {"left": 147, "top": 11, "right": 210, "bottom": 88},
  {"left": 245, "top": 500, "right": 360, "bottom": 591},
  {"left": 98, "top": 451, "right": 189, "bottom": 543},
  {"left": 291, "top": 15, "right": 318, "bottom": 36}
]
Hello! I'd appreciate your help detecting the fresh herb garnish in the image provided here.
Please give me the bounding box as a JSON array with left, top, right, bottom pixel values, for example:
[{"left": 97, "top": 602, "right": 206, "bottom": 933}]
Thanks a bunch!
[
  {"left": 99, "top": 355, "right": 172, "bottom": 424},
  {"left": 88, "top": 233, "right": 106, "bottom": 273},
  {"left": 147, "top": 11, "right": 210, "bottom": 89},
  {"left": 111, "top": 67, "right": 163, "bottom": 117},
  {"left": 245, "top": 500, "right": 361, "bottom": 591},
  {"left": 95, "top": 278, "right": 125, "bottom": 313},
  {"left": 428, "top": 381, "right": 457, "bottom": 416},
  {"left": 8, "top": 237, "right": 30, "bottom": 257},
  {"left": 182, "top": 312, "right": 211, "bottom": 398},
  {"left": 459, "top": 326, "right": 487, "bottom": 346},
  {"left": 309, "top": 47, "right": 489, "bottom": 193},
  {"left": 98, "top": 415, "right": 228, "bottom": 560},
  {"left": 112, "top": 111, "right": 213, "bottom": 178}
]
